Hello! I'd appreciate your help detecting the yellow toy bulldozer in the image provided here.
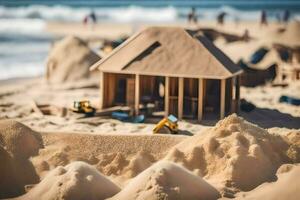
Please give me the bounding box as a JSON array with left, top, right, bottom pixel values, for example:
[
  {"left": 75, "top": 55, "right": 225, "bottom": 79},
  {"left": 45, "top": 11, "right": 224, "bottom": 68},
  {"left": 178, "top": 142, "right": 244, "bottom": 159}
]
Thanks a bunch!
[
  {"left": 153, "top": 115, "right": 178, "bottom": 134},
  {"left": 72, "top": 100, "right": 96, "bottom": 116}
]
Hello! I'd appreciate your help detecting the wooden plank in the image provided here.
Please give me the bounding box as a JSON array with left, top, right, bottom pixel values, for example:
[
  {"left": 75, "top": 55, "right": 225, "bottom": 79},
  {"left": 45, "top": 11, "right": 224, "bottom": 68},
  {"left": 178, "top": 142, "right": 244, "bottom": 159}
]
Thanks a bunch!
[
  {"left": 236, "top": 75, "right": 240, "bottom": 113},
  {"left": 164, "top": 76, "right": 170, "bottom": 117},
  {"left": 198, "top": 78, "right": 204, "bottom": 122},
  {"left": 178, "top": 77, "right": 184, "bottom": 120},
  {"left": 135, "top": 74, "right": 140, "bottom": 115},
  {"left": 220, "top": 79, "right": 226, "bottom": 119},
  {"left": 126, "top": 78, "right": 135, "bottom": 105},
  {"left": 99, "top": 72, "right": 104, "bottom": 109}
]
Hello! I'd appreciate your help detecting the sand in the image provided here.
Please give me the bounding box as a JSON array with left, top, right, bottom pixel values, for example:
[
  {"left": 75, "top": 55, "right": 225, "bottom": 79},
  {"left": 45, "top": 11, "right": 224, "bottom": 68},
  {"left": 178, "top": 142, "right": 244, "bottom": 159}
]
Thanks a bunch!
[
  {"left": 165, "top": 114, "right": 292, "bottom": 196},
  {"left": 0, "top": 20, "right": 300, "bottom": 200},
  {"left": 30, "top": 132, "right": 186, "bottom": 179},
  {"left": 234, "top": 164, "right": 300, "bottom": 200},
  {"left": 46, "top": 36, "right": 100, "bottom": 83},
  {"left": 0, "top": 120, "right": 43, "bottom": 198},
  {"left": 109, "top": 161, "right": 220, "bottom": 200},
  {"left": 0, "top": 120, "right": 43, "bottom": 158},
  {"left": 13, "top": 162, "right": 120, "bottom": 200}
]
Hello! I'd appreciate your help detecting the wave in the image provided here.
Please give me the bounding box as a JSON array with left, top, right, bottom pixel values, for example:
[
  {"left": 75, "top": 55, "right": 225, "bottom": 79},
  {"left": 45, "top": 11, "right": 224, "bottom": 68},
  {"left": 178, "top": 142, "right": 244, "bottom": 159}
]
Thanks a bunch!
[
  {"left": 0, "top": 5, "right": 178, "bottom": 22},
  {"left": 0, "top": 4, "right": 283, "bottom": 23},
  {"left": 0, "top": 18, "right": 46, "bottom": 34},
  {"left": 0, "top": 61, "right": 45, "bottom": 80}
]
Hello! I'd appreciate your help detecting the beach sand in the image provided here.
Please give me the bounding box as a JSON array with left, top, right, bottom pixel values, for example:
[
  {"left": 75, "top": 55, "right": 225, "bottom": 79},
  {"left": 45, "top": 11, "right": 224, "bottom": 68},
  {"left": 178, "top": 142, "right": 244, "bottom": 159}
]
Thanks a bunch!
[{"left": 0, "top": 20, "right": 300, "bottom": 199}]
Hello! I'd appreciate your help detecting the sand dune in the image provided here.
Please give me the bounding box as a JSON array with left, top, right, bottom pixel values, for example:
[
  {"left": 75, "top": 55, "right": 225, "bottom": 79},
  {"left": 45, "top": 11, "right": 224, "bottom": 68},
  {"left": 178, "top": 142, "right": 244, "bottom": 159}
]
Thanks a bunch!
[
  {"left": 12, "top": 162, "right": 120, "bottom": 200},
  {"left": 165, "top": 114, "right": 292, "bottom": 196},
  {"left": 234, "top": 164, "right": 300, "bottom": 200},
  {"left": 109, "top": 161, "right": 220, "bottom": 200},
  {"left": 0, "top": 115, "right": 299, "bottom": 199},
  {"left": 46, "top": 36, "right": 100, "bottom": 84},
  {"left": 0, "top": 120, "right": 43, "bottom": 198}
]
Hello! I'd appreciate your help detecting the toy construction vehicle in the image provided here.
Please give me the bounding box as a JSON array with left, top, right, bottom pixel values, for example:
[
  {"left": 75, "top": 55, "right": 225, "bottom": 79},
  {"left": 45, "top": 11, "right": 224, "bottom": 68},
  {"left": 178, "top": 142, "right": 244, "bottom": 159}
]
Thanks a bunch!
[
  {"left": 72, "top": 100, "right": 96, "bottom": 116},
  {"left": 153, "top": 115, "right": 178, "bottom": 134}
]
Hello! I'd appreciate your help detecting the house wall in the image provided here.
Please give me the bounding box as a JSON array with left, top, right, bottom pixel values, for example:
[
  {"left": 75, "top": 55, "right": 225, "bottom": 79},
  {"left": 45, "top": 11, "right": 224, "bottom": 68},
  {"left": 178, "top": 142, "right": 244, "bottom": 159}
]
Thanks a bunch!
[
  {"left": 101, "top": 72, "right": 236, "bottom": 121},
  {"left": 101, "top": 73, "right": 134, "bottom": 108}
]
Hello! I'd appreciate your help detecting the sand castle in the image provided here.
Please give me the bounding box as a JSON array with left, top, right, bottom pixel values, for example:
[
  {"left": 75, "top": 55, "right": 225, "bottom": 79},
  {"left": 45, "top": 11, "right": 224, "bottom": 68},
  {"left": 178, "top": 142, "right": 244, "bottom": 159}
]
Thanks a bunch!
[{"left": 46, "top": 36, "right": 100, "bottom": 84}]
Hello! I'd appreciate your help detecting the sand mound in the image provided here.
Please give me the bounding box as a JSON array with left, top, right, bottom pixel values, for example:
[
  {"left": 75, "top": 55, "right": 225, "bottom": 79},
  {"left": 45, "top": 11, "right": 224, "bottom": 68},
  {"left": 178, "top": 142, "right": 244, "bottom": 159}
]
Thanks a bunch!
[
  {"left": 0, "top": 145, "right": 24, "bottom": 198},
  {"left": 46, "top": 36, "right": 100, "bottom": 83},
  {"left": 0, "top": 119, "right": 43, "bottom": 159},
  {"left": 235, "top": 164, "right": 300, "bottom": 200},
  {"left": 109, "top": 161, "right": 220, "bottom": 200},
  {"left": 19, "top": 161, "right": 120, "bottom": 200},
  {"left": 0, "top": 120, "right": 42, "bottom": 198},
  {"left": 280, "top": 130, "right": 300, "bottom": 163},
  {"left": 165, "top": 114, "right": 289, "bottom": 192},
  {"left": 122, "top": 150, "right": 156, "bottom": 178},
  {"left": 262, "top": 20, "right": 300, "bottom": 47}
]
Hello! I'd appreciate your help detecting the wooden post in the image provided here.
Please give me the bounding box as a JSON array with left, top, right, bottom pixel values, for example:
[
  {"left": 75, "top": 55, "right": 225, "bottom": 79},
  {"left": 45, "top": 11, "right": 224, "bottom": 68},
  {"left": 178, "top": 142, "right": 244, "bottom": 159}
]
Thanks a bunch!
[
  {"left": 198, "top": 78, "right": 204, "bottom": 122},
  {"left": 135, "top": 74, "right": 140, "bottom": 115},
  {"left": 164, "top": 76, "right": 170, "bottom": 117},
  {"left": 99, "top": 72, "right": 104, "bottom": 109},
  {"left": 220, "top": 79, "right": 226, "bottom": 119},
  {"left": 178, "top": 77, "right": 184, "bottom": 120},
  {"left": 235, "top": 76, "right": 240, "bottom": 113}
]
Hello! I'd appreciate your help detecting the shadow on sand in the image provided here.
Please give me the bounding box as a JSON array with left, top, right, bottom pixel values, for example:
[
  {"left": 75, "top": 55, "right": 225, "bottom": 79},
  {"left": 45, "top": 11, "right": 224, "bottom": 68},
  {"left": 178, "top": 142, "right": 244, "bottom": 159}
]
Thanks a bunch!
[{"left": 239, "top": 107, "right": 300, "bottom": 129}]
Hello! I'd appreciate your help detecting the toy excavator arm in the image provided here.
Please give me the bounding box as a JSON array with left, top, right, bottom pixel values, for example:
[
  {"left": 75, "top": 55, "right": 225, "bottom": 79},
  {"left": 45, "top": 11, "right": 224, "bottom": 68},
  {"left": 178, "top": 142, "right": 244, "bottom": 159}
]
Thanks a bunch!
[{"left": 153, "top": 118, "right": 168, "bottom": 133}]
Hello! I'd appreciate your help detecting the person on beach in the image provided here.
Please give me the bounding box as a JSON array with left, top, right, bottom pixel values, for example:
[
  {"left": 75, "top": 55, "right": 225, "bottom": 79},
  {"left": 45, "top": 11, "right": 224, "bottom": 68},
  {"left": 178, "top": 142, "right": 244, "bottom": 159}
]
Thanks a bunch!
[
  {"left": 217, "top": 12, "right": 226, "bottom": 25},
  {"left": 283, "top": 10, "right": 290, "bottom": 24},
  {"left": 260, "top": 10, "right": 268, "bottom": 26},
  {"left": 83, "top": 15, "right": 88, "bottom": 25},
  {"left": 90, "top": 11, "right": 97, "bottom": 24},
  {"left": 187, "top": 7, "right": 197, "bottom": 24}
]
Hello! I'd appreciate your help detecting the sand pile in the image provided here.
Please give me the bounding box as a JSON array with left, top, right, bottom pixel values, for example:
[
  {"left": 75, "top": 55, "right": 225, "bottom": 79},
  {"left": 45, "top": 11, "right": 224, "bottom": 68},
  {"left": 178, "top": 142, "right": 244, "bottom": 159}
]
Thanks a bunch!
[
  {"left": 95, "top": 150, "right": 156, "bottom": 178},
  {"left": 109, "top": 161, "right": 220, "bottom": 200},
  {"left": 0, "top": 120, "right": 43, "bottom": 198},
  {"left": 165, "top": 114, "right": 289, "bottom": 193},
  {"left": 0, "top": 145, "right": 24, "bottom": 198},
  {"left": 262, "top": 20, "right": 300, "bottom": 47},
  {"left": 122, "top": 150, "right": 156, "bottom": 178},
  {"left": 17, "top": 161, "right": 120, "bottom": 200},
  {"left": 279, "top": 130, "right": 300, "bottom": 163},
  {"left": 0, "top": 119, "right": 43, "bottom": 158},
  {"left": 46, "top": 36, "right": 100, "bottom": 83},
  {"left": 235, "top": 164, "right": 300, "bottom": 200}
]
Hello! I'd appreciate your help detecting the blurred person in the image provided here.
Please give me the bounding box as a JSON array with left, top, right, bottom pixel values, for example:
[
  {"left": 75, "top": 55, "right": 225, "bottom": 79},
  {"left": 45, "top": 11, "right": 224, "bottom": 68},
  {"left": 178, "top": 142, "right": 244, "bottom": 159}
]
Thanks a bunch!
[
  {"left": 90, "top": 10, "right": 97, "bottom": 24},
  {"left": 283, "top": 10, "right": 290, "bottom": 24},
  {"left": 217, "top": 12, "right": 226, "bottom": 25},
  {"left": 83, "top": 15, "right": 88, "bottom": 25},
  {"left": 242, "top": 29, "right": 250, "bottom": 42},
  {"left": 187, "top": 7, "right": 198, "bottom": 24},
  {"left": 260, "top": 10, "right": 268, "bottom": 26}
]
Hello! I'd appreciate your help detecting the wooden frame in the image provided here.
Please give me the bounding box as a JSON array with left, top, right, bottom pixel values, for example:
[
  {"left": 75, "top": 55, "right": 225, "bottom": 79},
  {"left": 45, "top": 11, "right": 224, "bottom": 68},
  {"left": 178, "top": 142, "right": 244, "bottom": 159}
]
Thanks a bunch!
[
  {"left": 99, "top": 72, "right": 104, "bottom": 109},
  {"left": 198, "top": 78, "right": 204, "bottom": 121},
  {"left": 135, "top": 74, "right": 140, "bottom": 115},
  {"left": 220, "top": 79, "right": 226, "bottom": 119},
  {"left": 165, "top": 76, "right": 170, "bottom": 117},
  {"left": 178, "top": 77, "right": 184, "bottom": 119}
]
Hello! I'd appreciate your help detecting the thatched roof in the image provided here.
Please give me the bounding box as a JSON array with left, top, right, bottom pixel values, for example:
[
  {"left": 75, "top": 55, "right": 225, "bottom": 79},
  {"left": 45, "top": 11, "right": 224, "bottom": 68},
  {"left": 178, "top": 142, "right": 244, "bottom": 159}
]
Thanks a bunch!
[{"left": 90, "top": 27, "right": 242, "bottom": 79}]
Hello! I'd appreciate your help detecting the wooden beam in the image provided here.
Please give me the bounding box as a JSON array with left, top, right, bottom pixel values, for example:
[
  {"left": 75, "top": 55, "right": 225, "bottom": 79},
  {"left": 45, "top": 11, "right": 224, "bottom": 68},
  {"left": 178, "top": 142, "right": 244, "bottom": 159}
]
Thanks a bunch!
[
  {"left": 178, "top": 77, "right": 184, "bottom": 120},
  {"left": 99, "top": 72, "right": 104, "bottom": 109},
  {"left": 198, "top": 78, "right": 204, "bottom": 122},
  {"left": 164, "top": 76, "right": 170, "bottom": 117},
  {"left": 135, "top": 74, "right": 140, "bottom": 115},
  {"left": 236, "top": 75, "right": 240, "bottom": 113},
  {"left": 220, "top": 79, "right": 226, "bottom": 119}
]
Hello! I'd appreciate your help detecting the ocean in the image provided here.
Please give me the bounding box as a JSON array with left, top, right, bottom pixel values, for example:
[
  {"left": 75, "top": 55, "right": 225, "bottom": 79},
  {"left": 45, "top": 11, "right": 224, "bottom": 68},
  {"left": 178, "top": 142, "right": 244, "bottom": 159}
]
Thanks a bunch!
[{"left": 0, "top": 0, "right": 300, "bottom": 80}]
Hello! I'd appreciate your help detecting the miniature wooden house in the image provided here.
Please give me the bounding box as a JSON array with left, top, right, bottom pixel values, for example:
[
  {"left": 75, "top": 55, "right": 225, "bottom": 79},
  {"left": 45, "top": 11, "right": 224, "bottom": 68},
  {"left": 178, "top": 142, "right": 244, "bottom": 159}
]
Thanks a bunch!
[{"left": 90, "top": 27, "right": 243, "bottom": 120}]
